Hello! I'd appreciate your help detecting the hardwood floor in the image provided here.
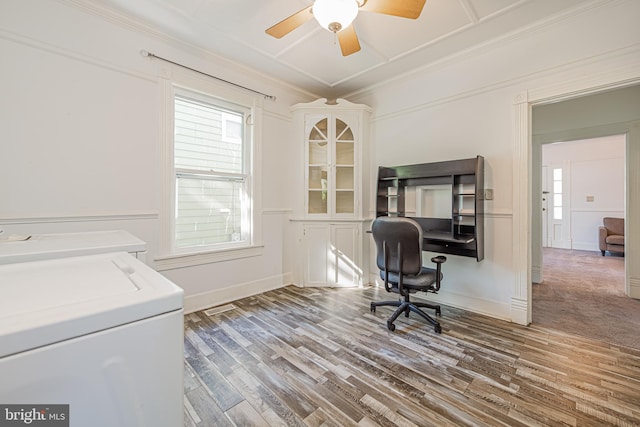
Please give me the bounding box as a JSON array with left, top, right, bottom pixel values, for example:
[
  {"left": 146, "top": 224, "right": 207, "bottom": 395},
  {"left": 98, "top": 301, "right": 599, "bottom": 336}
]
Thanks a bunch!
[{"left": 184, "top": 285, "right": 640, "bottom": 426}]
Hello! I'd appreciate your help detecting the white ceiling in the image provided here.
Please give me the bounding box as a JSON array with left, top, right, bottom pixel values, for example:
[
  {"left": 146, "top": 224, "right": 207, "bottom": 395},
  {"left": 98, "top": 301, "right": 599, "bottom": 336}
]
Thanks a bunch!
[{"left": 94, "top": 0, "right": 596, "bottom": 98}]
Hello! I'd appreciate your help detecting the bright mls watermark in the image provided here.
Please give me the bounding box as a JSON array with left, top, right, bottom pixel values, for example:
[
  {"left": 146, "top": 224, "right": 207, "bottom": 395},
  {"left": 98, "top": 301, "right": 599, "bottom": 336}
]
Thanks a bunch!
[{"left": 0, "top": 405, "right": 68, "bottom": 426}]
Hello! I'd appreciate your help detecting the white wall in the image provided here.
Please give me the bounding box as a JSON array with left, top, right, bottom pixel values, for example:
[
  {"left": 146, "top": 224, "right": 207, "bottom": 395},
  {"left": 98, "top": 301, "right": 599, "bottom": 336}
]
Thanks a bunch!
[
  {"left": 0, "top": 0, "right": 311, "bottom": 311},
  {"left": 351, "top": 0, "right": 640, "bottom": 320},
  {"left": 542, "top": 135, "right": 625, "bottom": 251},
  {"left": 2, "top": 0, "right": 639, "bottom": 322}
]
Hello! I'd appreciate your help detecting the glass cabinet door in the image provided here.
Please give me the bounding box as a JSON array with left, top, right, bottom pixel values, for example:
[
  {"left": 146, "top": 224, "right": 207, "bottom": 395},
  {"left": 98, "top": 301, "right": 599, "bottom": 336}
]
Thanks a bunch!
[
  {"left": 334, "top": 118, "right": 355, "bottom": 215},
  {"left": 306, "top": 115, "right": 357, "bottom": 216},
  {"left": 307, "top": 118, "right": 329, "bottom": 214}
]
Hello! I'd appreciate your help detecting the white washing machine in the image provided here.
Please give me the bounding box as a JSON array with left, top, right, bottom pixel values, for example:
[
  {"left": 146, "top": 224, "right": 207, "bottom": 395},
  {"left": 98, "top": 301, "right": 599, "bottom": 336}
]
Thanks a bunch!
[{"left": 0, "top": 252, "right": 184, "bottom": 427}]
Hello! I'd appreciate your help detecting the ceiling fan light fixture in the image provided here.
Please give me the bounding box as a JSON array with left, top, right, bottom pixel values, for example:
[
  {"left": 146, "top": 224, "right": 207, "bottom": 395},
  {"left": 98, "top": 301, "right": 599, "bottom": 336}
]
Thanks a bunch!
[{"left": 313, "top": 0, "right": 359, "bottom": 33}]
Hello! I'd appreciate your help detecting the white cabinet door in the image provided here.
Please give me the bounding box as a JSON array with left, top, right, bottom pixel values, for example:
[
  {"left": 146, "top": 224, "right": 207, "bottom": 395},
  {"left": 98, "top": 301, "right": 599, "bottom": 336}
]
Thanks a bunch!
[
  {"left": 331, "top": 224, "right": 360, "bottom": 286},
  {"left": 303, "top": 223, "right": 361, "bottom": 287},
  {"left": 303, "top": 224, "right": 331, "bottom": 286}
]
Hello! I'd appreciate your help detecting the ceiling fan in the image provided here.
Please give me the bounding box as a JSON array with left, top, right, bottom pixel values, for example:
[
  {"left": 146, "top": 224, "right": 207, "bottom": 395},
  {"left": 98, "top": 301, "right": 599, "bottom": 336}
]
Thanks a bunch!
[{"left": 265, "top": 0, "right": 427, "bottom": 56}]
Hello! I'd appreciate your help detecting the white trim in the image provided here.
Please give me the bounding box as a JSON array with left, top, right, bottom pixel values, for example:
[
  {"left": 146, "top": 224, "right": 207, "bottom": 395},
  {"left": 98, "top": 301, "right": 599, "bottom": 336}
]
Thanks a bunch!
[
  {"left": 159, "top": 70, "right": 264, "bottom": 259},
  {"left": 183, "top": 273, "right": 290, "bottom": 314},
  {"left": 630, "top": 277, "right": 640, "bottom": 299},
  {"left": 572, "top": 242, "right": 599, "bottom": 252},
  {"left": 371, "top": 279, "right": 511, "bottom": 321},
  {"left": 0, "top": 28, "right": 156, "bottom": 84},
  {"left": 511, "top": 91, "right": 531, "bottom": 326},
  {"left": 348, "top": 0, "right": 620, "bottom": 101},
  {"left": 155, "top": 245, "right": 264, "bottom": 271},
  {"left": 290, "top": 217, "right": 371, "bottom": 223},
  {"left": 262, "top": 208, "right": 292, "bottom": 215},
  {"left": 0, "top": 212, "right": 158, "bottom": 224},
  {"left": 570, "top": 209, "right": 625, "bottom": 214},
  {"left": 60, "top": 0, "right": 318, "bottom": 99},
  {"left": 371, "top": 44, "right": 640, "bottom": 123},
  {"left": 159, "top": 78, "right": 174, "bottom": 257}
]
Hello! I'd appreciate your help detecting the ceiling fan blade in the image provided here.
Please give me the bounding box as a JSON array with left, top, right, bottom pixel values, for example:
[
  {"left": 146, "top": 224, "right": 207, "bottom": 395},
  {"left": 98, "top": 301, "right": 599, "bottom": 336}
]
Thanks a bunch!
[
  {"left": 359, "top": 0, "right": 427, "bottom": 19},
  {"left": 337, "top": 25, "right": 361, "bottom": 56},
  {"left": 265, "top": 5, "right": 314, "bottom": 39}
]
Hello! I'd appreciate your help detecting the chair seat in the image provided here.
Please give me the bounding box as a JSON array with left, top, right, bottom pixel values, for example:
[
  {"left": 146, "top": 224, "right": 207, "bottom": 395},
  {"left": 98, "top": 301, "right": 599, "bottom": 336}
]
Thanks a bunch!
[
  {"left": 606, "top": 235, "right": 624, "bottom": 246},
  {"left": 379, "top": 266, "right": 441, "bottom": 291}
]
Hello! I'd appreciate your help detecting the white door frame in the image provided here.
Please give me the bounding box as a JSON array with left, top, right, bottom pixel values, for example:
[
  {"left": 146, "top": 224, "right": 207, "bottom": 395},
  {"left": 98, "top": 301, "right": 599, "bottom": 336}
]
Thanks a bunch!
[
  {"left": 541, "top": 166, "right": 549, "bottom": 248},
  {"left": 511, "top": 71, "right": 640, "bottom": 326}
]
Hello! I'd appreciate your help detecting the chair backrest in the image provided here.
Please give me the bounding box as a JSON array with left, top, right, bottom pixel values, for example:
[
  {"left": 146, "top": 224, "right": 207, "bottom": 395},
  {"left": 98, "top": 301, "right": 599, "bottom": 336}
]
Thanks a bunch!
[
  {"left": 603, "top": 217, "right": 624, "bottom": 235},
  {"left": 372, "top": 216, "right": 423, "bottom": 276}
]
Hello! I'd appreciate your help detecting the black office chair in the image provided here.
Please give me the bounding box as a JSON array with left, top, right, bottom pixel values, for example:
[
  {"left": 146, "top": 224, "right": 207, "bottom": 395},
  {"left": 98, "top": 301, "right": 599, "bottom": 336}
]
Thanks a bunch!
[{"left": 370, "top": 216, "right": 446, "bottom": 333}]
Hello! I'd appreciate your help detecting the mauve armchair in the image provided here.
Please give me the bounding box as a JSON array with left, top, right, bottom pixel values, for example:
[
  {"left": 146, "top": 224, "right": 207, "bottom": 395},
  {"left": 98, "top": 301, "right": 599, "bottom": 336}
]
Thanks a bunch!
[{"left": 599, "top": 217, "right": 624, "bottom": 256}]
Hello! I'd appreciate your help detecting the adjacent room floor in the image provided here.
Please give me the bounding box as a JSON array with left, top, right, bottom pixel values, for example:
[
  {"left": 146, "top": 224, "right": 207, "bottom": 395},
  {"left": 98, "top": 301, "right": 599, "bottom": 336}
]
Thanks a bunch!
[{"left": 533, "top": 247, "right": 640, "bottom": 349}]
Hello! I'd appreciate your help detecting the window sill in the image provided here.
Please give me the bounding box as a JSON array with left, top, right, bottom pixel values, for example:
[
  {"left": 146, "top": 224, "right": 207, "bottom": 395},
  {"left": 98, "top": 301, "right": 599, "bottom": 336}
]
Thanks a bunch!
[{"left": 154, "top": 245, "right": 264, "bottom": 271}]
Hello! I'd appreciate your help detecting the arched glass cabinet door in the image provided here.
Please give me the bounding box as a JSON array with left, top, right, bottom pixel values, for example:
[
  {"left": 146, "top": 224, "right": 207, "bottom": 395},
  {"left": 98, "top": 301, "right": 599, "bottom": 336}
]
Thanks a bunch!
[
  {"left": 307, "top": 117, "right": 329, "bottom": 214},
  {"left": 334, "top": 118, "right": 355, "bottom": 215}
]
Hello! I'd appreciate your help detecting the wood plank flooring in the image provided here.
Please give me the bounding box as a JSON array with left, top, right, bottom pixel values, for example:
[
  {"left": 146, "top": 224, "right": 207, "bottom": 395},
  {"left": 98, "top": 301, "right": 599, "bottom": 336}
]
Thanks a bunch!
[{"left": 184, "top": 285, "right": 640, "bottom": 426}]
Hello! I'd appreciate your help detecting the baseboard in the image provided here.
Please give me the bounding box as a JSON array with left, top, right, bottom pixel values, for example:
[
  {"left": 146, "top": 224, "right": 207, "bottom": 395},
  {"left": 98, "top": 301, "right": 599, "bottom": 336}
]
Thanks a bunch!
[
  {"left": 369, "top": 276, "right": 511, "bottom": 322},
  {"left": 572, "top": 242, "right": 599, "bottom": 252},
  {"left": 629, "top": 277, "right": 640, "bottom": 299},
  {"left": 184, "top": 273, "right": 292, "bottom": 314}
]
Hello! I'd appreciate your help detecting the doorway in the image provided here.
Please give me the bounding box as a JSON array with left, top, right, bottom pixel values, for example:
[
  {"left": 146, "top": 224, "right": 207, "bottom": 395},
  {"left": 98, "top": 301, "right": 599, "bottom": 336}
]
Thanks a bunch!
[
  {"left": 541, "top": 135, "right": 626, "bottom": 255},
  {"left": 529, "top": 84, "right": 640, "bottom": 303},
  {"left": 533, "top": 135, "right": 630, "bottom": 345},
  {"left": 511, "top": 82, "right": 640, "bottom": 328}
]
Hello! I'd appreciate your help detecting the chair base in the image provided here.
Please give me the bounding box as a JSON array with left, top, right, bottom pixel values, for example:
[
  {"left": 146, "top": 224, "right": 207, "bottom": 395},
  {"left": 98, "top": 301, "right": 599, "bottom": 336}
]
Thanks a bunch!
[{"left": 370, "top": 298, "right": 442, "bottom": 334}]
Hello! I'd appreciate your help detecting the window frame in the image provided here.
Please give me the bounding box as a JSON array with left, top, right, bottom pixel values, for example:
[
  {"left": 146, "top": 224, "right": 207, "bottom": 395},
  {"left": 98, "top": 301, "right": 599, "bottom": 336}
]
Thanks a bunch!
[{"left": 156, "top": 73, "right": 263, "bottom": 270}]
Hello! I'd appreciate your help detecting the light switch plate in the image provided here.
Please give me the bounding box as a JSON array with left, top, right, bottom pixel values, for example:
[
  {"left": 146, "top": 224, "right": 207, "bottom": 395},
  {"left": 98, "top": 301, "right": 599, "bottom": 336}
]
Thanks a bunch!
[
  {"left": 586, "top": 195, "right": 595, "bottom": 202},
  {"left": 484, "top": 189, "right": 494, "bottom": 200}
]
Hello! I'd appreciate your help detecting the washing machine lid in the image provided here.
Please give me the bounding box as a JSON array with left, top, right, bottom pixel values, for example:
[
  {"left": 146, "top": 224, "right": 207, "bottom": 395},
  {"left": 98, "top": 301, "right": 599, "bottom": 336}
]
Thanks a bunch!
[
  {"left": 0, "top": 230, "right": 147, "bottom": 264},
  {"left": 0, "top": 252, "right": 183, "bottom": 357}
]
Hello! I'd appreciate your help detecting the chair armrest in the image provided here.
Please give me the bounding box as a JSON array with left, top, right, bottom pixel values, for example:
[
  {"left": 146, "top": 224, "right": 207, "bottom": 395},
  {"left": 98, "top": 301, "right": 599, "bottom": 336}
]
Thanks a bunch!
[
  {"left": 598, "top": 226, "right": 608, "bottom": 251},
  {"left": 431, "top": 255, "right": 447, "bottom": 264},
  {"left": 430, "top": 256, "right": 446, "bottom": 292}
]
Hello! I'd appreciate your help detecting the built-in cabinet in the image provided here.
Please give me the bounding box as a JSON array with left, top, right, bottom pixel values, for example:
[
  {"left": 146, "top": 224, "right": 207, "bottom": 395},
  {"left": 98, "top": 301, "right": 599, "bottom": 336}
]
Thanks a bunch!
[
  {"left": 302, "top": 223, "right": 361, "bottom": 287},
  {"left": 376, "top": 156, "right": 485, "bottom": 261},
  {"left": 291, "top": 98, "right": 372, "bottom": 287}
]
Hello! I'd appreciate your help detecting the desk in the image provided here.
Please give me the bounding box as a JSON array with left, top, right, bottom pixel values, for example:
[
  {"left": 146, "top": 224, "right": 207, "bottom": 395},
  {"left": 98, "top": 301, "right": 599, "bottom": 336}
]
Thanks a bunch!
[
  {"left": 366, "top": 229, "right": 475, "bottom": 246},
  {"left": 423, "top": 231, "right": 475, "bottom": 245}
]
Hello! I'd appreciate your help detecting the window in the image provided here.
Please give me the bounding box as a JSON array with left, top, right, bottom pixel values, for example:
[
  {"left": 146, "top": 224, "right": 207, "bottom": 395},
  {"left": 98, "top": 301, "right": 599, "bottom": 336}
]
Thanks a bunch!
[
  {"left": 553, "top": 168, "right": 562, "bottom": 220},
  {"left": 172, "top": 89, "right": 252, "bottom": 252}
]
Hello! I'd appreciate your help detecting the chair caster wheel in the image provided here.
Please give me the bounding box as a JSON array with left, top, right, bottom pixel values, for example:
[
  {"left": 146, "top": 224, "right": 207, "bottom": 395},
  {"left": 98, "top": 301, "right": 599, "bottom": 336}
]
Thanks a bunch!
[
  {"left": 370, "top": 303, "right": 376, "bottom": 313},
  {"left": 387, "top": 321, "right": 395, "bottom": 331},
  {"left": 434, "top": 324, "right": 442, "bottom": 334},
  {"left": 436, "top": 308, "right": 442, "bottom": 316}
]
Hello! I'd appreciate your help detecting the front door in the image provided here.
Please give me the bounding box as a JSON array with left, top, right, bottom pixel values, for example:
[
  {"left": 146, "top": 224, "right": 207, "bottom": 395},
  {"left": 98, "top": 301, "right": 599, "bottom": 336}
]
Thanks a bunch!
[{"left": 546, "top": 165, "right": 570, "bottom": 249}]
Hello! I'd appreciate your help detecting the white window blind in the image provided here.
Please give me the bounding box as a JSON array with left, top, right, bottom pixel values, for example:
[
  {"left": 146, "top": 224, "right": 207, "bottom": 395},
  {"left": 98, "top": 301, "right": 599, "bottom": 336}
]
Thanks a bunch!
[{"left": 174, "top": 93, "right": 250, "bottom": 250}]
